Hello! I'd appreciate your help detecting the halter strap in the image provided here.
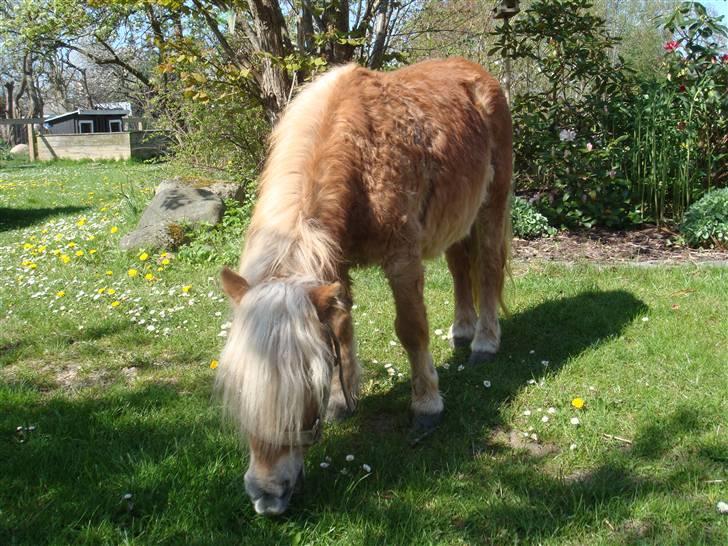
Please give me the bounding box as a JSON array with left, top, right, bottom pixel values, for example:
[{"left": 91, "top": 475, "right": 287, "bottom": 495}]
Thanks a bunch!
[{"left": 282, "top": 323, "right": 352, "bottom": 447}]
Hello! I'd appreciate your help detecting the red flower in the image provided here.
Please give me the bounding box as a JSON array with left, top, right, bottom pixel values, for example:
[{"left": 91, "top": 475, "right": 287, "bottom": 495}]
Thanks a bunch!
[
  {"left": 664, "top": 41, "right": 679, "bottom": 52},
  {"left": 722, "top": 53, "right": 728, "bottom": 63},
  {"left": 679, "top": 84, "right": 687, "bottom": 92}
]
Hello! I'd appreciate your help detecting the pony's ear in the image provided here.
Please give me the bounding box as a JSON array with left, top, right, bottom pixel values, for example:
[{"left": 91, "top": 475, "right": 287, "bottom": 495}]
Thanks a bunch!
[
  {"left": 308, "top": 282, "right": 342, "bottom": 322},
  {"left": 221, "top": 267, "right": 249, "bottom": 304}
]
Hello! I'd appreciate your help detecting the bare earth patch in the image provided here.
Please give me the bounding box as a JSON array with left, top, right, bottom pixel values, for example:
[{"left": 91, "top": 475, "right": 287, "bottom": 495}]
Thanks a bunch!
[{"left": 514, "top": 226, "right": 728, "bottom": 264}]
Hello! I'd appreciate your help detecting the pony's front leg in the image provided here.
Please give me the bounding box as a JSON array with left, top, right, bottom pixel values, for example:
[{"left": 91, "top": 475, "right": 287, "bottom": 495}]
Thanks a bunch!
[
  {"left": 386, "top": 261, "right": 443, "bottom": 433},
  {"left": 326, "top": 286, "right": 361, "bottom": 421}
]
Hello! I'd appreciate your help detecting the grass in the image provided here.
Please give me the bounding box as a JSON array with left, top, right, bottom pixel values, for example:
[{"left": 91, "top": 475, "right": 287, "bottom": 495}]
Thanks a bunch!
[{"left": 1, "top": 160, "right": 727, "bottom": 545}]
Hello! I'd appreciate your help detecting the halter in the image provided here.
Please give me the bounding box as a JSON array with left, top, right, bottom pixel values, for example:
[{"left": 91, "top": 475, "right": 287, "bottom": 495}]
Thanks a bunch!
[{"left": 283, "top": 323, "right": 353, "bottom": 447}]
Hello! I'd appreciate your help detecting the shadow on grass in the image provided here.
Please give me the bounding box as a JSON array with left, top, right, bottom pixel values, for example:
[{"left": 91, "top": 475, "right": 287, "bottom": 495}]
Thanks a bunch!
[
  {"left": 0, "top": 205, "right": 90, "bottom": 232},
  {"left": 0, "top": 290, "right": 722, "bottom": 544}
]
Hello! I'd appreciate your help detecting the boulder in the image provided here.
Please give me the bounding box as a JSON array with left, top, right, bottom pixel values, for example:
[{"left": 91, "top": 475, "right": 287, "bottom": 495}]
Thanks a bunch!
[
  {"left": 120, "top": 184, "right": 225, "bottom": 251},
  {"left": 10, "top": 143, "right": 28, "bottom": 157}
]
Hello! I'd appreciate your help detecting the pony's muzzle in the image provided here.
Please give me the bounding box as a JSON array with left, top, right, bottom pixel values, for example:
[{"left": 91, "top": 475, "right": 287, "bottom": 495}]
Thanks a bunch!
[{"left": 245, "top": 467, "right": 303, "bottom": 516}]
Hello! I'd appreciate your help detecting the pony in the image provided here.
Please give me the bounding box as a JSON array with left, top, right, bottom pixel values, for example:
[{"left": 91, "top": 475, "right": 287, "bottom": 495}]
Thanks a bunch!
[{"left": 217, "top": 57, "right": 512, "bottom": 516}]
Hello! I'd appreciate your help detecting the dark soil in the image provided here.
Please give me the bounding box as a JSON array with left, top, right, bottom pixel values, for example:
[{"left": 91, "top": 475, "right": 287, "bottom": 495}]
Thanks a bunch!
[{"left": 513, "top": 226, "right": 728, "bottom": 264}]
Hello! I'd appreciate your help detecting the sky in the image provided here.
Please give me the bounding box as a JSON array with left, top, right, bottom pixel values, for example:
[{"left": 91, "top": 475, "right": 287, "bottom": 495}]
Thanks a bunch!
[{"left": 704, "top": 0, "right": 728, "bottom": 19}]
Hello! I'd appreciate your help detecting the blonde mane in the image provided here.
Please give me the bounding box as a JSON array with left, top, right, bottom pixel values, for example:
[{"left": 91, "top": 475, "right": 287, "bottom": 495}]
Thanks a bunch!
[
  {"left": 239, "top": 64, "right": 357, "bottom": 285},
  {"left": 219, "top": 66, "right": 356, "bottom": 447},
  {"left": 217, "top": 279, "right": 332, "bottom": 448}
]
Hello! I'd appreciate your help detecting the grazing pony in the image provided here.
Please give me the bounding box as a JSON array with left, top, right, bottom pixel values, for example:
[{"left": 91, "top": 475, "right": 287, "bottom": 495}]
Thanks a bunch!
[{"left": 217, "top": 58, "right": 512, "bottom": 515}]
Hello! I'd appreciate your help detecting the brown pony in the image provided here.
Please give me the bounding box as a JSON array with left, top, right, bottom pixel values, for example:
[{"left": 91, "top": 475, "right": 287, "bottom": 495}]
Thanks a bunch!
[{"left": 217, "top": 58, "right": 512, "bottom": 515}]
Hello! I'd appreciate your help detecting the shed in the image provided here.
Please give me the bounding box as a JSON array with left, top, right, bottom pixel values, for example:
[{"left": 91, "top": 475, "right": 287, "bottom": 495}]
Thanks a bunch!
[{"left": 44, "top": 108, "right": 130, "bottom": 135}]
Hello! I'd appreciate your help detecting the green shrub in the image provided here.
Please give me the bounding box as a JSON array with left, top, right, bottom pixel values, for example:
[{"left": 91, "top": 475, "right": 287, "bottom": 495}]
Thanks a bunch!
[
  {"left": 680, "top": 188, "right": 728, "bottom": 248},
  {"left": 512, "top": 196, "right": 556, "bottom": 239}
]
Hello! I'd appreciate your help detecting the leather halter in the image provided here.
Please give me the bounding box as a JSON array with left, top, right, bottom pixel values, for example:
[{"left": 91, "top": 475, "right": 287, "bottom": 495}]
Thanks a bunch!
[{"left": 283, "top": 323, "right": 353, "bottom": 447}]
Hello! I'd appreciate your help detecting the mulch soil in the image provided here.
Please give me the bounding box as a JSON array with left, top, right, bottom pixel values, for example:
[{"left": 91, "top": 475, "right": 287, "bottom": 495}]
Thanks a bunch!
[{"left": 513, "top": 226, "right": 728, "bottom": 264}]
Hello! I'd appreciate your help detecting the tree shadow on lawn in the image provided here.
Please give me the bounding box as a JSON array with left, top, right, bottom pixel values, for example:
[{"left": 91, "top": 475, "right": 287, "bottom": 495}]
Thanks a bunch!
[
  {"left": 292, "top": 289, "right": 721, "bottom": 542},
  {"left": 0, "top": 205, "right": 90, "bottom": 232}
]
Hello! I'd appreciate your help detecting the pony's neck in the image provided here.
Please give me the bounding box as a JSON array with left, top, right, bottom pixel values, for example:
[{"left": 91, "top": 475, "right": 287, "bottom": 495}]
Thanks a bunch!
[{"left": 240, "top": 65, "right": 357, "bottom": 285}]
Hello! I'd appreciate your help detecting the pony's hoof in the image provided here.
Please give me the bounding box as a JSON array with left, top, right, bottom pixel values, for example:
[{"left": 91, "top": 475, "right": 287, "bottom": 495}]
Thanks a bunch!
[
  {"left": 409, "top": 411, "right": 442, "bottom": 445},
  {"left": 450, "top": 336, "right": 472, "bottom": 350},
  {"left": 468, "top": 351, "right": 497, "bottom": 366},
  {"left": 325, "top": 401, "right": 353, "bottom": 422}
]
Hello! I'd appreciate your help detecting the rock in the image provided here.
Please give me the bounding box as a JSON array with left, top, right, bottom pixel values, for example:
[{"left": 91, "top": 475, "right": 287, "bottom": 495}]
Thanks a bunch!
[
  {"left": 120, "top": 223, "right": 176, "bottom": 251},
  {"left": 121, "top": 184, "right": 225, "bottom": 251},
  {"left": 206, "top": 182, "right": 246, "bottom": 203},
  {"left": 10, "top": 143, "right": 28, "bottom": 157},
  {"left": 154, "top": 179, "right": 183, "bottom": 195}
]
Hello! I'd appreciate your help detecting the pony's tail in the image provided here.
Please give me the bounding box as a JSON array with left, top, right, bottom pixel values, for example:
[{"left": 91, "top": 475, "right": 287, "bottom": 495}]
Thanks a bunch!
[{"left": 469, "top": 157, "right": 512, "bottom": 317}]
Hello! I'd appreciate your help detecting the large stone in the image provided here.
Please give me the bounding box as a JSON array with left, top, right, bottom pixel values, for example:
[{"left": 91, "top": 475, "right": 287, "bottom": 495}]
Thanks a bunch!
[
  {"left": 120, "top": 184, "right": 225, "bottom": 251},
  {"left": 10, "top": 143, "right": 28, "bottom": 157}
]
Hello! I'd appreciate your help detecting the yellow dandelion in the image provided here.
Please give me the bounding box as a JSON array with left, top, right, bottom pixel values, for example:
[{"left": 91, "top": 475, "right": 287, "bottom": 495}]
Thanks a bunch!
[
  {"left": 160, "top": 251, "right": 168, "bottom": 257},
  {"left": 182, "top": 285, "right": 192, "bottom": 293},
  {"left": 144, "top": 273, "right": 154, "bottom": 281},
  {"left": 54, "top": 234, "right": 63, "bottom": 241},
  {"left": 61, "top": 254, "right": 71, "bottom": 264},
  {"left": 86, "top": 235, "right": 95, "bottom": 241},
  {"left": 157, "top": 267, "right": 163, "bottom": 272},
  {"left": 53, "top": 249, "right": 61, "bottom": 256},
  {"left": 139, "top": 252, "right": 149, "bottom": 261},
  {"left": 127, "top": 269, "right": 139, "bottom": 278},
  {"left": 110, "top": 226, "right": 119, "bottom": 234},
  {"left": 571, "top": 397, "right": 585, "bottom": 410},
  {"left": 67, "top": 242, "right": 76, "bottom": 248},
  {"left": 37, "top": 245, "right": 46, "bottom": 253},
  {"left": 97, "top": 287, "right": 106, "bottom": 294},
  {"left": 75, "top": 250, "right": 84, "bottom": 257},
  {"left": 105, "top": 270, "right": 113, "bottom": 276},
  {"left": 161, "top": 258, "right": 170, "bottom": 265},
  {"left": 76, "top": 218, "right": 86, "bottom": 227},
  {"left": 56, "top": 290, "right": 65, "bottom": 298},
  {"left": 100, "top": 206, "right": 108, "bottom": 212},
  {"left": 89, "top": 249, "right": 97, "bottom": 255},
  {"left": 210, "top": 359, "right": 219, "bottom": 370},
  {"left": 41, "top": 228, "right": 49, "bottom": 234},
  {"left": 23, "top": 242, "right": 33, "bottom": 250},
  {"left": 107, "top": 288, "right": 116, "bottom": 295},
  {"left": 111, "top": 300, "right": 121, "bottom": 307}
]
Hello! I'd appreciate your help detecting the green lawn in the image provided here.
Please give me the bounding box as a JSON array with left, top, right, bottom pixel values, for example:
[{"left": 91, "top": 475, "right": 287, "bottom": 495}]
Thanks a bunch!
[{"left": 1, "top": 160, "right": 726, "bottom": 545}]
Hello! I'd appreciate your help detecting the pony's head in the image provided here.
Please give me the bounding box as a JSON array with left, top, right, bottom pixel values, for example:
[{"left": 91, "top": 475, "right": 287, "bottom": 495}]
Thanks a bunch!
[{"left": 217, "top": 267, "right": 341, "bottom": 516}]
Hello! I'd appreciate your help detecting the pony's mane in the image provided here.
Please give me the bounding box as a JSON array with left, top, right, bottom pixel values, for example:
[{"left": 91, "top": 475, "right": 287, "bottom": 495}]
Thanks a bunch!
[
  {"left": 240, "top": 64, "right": 357, "bottom": 284},
  {"left": 216, "top": 279, "right": 332, "bottom": 448}
]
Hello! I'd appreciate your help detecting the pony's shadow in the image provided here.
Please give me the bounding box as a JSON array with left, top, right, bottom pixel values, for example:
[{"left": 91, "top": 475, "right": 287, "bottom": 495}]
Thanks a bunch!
[{"left": 294, "top": 290, "right": 651, "bottom": 528}]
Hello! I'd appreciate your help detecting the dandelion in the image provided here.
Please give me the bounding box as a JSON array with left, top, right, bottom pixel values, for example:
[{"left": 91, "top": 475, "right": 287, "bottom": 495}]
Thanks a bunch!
[
  {"left": 182, "top": 285, "right": 192, "bottom": 293},
  {"left": 56, "top": 290, "right": 65, "bottom": 298},
  {"left": 571, "top": 397, "right": 585, "bottom": 409},
  {"left": 67, "top": 242, "right": 76, "bottom": 248},
  {"left": 362, "top": 464, "right": 372, "bottom": 473},
  {"left": 89, "top": 249, "right": 97, "bottom": 255},
  {"left": 97, "top": 287, "right": 106, "bottom": 294},
  {"left": 23, "top": 242, "right": 33, "bottom": 250},
  {"left": 100, "top": 206, "right": 108, "bottom": 212},
  {"left": 75, "top": 250, "right": 84, "bottom": 257},
  {"left": 60, "top": 254, "right": 71, "bottom": 264},
  {"left": 110, "top": 226, "right": 119, "bottom": 234},
  {"left": 570, "top": 417, "right": 581, "bottom": 426},
  {"left": 144, "top": 273, "right": 154, "bottom": 281},
  {"left": 210, "top": 359, "right": 219, "bottom": 369},
  {"left": 161, "top": 258, "right": 170, "bottom": 265},
  {"left": 54, "top": 234, "right": 63, "bottom": 241},
  {"left": 139, "top": 252, "right": 149, "bottom": 261},
  {"left": 111, "top": 301, "right": 121, "bottom": 308},
  {"left": 76, "top": 218, "right": 86, "bottom": 227},
  {"left": 107, "top": 288, "right": 116, "bottom": 295},
  {"left": 128, "top": 269, "right": 139, "bottom": 278},
  {"left": 541, "top": 415, "right": 549, "bottom": 423}
]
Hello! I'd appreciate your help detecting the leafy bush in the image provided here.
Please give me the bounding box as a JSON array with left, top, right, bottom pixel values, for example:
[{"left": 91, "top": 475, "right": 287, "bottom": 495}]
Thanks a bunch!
[
  {"left": 680, "top": 188, "right": 728, "bottom": 248},
  {"left": 511, "top": 196, "right": 556, "bottom": 239},
  {"left": 177, "top": 198, "right": 252, "bottom": 265}
]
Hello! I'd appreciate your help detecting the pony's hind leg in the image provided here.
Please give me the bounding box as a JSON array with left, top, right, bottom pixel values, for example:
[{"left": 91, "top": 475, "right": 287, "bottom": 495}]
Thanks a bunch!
[
  {"left": 385, "top": 260, "right": 443, "bottom": 433},
  {"left": 445, "top": 240, "right": 477, "bottom": 349},
  {"left": 326, "top": 279, "right": 361, "bottom": 421}
]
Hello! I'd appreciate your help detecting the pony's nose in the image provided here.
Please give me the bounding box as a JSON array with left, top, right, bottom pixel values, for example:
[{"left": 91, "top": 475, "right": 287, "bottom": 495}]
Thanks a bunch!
[
  {"left": 252, "top": 492, "right": 290, "bottom": 516},
  {"left": 245, "top": 476, "right": 294, "bottom": 516}
]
